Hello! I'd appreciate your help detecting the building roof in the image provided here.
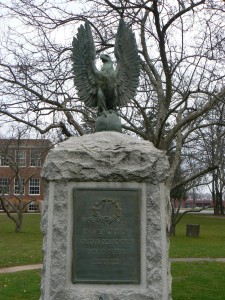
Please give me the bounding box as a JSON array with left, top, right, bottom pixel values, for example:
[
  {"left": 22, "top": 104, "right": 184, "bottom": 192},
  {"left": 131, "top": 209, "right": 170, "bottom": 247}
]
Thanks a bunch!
[{"left": 0, "top": 139, "right": 53, "bottom": 149}]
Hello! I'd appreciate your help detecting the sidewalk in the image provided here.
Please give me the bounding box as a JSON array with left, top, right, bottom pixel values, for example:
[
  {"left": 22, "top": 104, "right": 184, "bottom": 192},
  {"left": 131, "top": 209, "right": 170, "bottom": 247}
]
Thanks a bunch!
[
  {"left": 170, "top": 257, "right": 225, "bottom": 262},
  {"left": 0, "top": 264, "right": 42, "bottom": 274},
  {"left": 1, "top": 258, "right": 225, "bottom": 274}
]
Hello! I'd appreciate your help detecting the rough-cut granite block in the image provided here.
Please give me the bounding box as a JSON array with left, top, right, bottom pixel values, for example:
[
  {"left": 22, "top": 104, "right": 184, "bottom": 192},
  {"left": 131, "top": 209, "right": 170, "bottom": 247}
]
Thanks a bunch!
[{"left": 40, "top": 132, "right": 172, "bottom": 300}]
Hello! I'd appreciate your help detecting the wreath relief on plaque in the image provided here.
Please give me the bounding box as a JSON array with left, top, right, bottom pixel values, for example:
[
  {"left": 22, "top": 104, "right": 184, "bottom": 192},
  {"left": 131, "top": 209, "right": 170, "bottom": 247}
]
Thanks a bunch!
[{"left": 92, "top": 199, "right": 122, "bottom": 223}]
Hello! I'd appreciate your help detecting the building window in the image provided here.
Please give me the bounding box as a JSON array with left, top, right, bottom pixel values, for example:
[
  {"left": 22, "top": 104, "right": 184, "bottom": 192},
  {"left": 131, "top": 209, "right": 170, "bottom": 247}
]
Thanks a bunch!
[
  {"left": 0, "top": 155, "right": 9, "bottom": 166},
  {"left": 0, "top": 178, "right": 10, "bottom": 194},
  {"left": 15, "top": 150, "right": 26, "bottom": 167},
  {"left": 14, "top": 178, "right": 25, "bottom": 195},
  {"left": 29, "top": 178, "right": 40, "bottom": 195},
  {"left": 28, "top": 201, "right": 39, "bottom": 212},
  {"left": 30, "top": 150, "right": 41, "bottom": 167}
]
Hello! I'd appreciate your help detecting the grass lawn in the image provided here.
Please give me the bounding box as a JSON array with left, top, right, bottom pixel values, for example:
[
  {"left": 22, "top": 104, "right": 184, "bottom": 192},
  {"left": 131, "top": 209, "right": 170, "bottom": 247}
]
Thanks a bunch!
[
  {"left": 170, "top": 214, "right": 225, "bottom": 258},
  {"left": 172, "top": 261, "right": 225, "bottom": 300},
  {"left": 0, "top": 262, "right": 225, "bottom": 300},
  {"left": 0, "top": 214, "right": 43, "bottom": 268},
  {"left": 0, "top": 270, "right": 41, "bottom": 300},
  {"left": 0, "top": 213, "right": 225, "bottom": 299}
]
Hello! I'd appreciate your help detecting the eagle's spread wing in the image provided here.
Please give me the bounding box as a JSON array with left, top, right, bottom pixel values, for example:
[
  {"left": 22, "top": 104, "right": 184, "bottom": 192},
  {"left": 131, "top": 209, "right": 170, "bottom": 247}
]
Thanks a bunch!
[
  {"left": 114, "top": 19, "right": 140, "bottom": 106},
  {"left": 72, "top": 21, "right": 99, "bottom": 107}
]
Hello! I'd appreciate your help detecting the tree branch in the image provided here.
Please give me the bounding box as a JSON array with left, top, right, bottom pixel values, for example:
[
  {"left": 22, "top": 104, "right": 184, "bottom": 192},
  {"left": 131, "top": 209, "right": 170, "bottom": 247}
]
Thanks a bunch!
[
  {"left": 162, "top": 0, "right": 206, "bottom": 34},
  {"left": 171, "top": 165, "right": 218, "bottom": 193},
  {"left": 165, "top": 88, "right": 225, "bottom": 147}
]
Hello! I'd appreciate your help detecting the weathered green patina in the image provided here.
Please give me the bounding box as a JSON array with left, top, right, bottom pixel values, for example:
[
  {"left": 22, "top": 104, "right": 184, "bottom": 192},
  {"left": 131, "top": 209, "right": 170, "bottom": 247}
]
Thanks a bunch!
[
  {"left": 72, "top": 188, "right": 141, "bottom": 284},
  {"left": 72, "top": 19, "right": 140, "bottom": 132}
]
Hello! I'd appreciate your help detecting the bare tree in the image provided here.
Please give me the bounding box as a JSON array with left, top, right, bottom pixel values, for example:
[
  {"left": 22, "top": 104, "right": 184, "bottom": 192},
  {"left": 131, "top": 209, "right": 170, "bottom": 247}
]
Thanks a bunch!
[
  {"left": 169, "top": 157, "right": 217, "bottom": 235},
  {"left": 0, "top": 132, "right": 51, "bottom": 232},
  {"left": 196, "top": 103, "right": 225, "bottom": 215},
  {"left": 0, "top": 0, "right": 224, "bottom": 198}
]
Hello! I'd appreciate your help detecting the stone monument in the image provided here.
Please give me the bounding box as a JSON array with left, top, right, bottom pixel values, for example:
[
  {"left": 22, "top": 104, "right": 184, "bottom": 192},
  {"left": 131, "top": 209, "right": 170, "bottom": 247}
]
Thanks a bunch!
[
  {"left": 40, "top": 132, "right": 171, "bottom": 300},
  {"left": 40, "top": 19, "right": 172, "bottom": 300}
]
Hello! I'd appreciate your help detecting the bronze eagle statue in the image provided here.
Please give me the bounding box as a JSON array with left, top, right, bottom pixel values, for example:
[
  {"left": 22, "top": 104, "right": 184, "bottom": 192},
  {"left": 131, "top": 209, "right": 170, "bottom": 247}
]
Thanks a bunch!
[{"left": 71, "top": 19, "right": 140, "bottom": 117}]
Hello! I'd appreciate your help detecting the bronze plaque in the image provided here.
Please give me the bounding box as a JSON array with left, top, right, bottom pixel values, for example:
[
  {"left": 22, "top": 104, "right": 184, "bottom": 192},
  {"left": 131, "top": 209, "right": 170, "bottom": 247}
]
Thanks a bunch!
[{"left": 72, "top": 188, "right": 140, "bottom": 284}]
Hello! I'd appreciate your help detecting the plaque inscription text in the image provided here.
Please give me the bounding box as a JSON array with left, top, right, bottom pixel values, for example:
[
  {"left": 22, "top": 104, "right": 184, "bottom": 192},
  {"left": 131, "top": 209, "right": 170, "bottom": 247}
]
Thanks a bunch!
[{"left": 72, "top": 188, "right": 140, "bottom": 284}]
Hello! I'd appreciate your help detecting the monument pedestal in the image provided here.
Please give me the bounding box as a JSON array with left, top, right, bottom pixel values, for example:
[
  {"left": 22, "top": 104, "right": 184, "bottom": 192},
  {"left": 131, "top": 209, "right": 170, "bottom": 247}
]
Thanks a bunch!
[{"left": 40, "top": 132, "right": 172, "bottom": 300}]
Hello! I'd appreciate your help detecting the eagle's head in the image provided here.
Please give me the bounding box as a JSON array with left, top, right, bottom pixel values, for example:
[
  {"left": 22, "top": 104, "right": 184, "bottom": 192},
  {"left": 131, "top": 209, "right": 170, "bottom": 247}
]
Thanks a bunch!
[{"left": 100, "top": 54, "right": 112, "bottom": 63}]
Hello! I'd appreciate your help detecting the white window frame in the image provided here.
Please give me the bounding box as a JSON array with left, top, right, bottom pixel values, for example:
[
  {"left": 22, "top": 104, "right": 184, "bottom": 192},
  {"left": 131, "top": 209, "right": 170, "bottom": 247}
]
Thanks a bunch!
[
  {"left": 14, "top": 178, "right": 25, "bottom": 195},
  {"left": 30, "top": 149, "right": 41, "bottom": 167},
  {"left": 0, "top": 178, "right": 10, "bottom": 194},
  {"left": 29, "top": 178, "right": 40, "bottom": 195},
  {"left": 28, "top": 201, "right": 39, "bottom": 212},
  {"left": 0, "top": 155, "right": 9, "bottom": 166},
  {"left": 15, "top": 150, "right": 26, "bottom": 167}
]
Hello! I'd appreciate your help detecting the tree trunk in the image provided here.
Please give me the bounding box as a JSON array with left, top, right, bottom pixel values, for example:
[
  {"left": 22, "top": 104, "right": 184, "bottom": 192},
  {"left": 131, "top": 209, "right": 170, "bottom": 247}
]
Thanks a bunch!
[
  {"left": 212, "top": 174, "right": 219, "bottom": 215},
  {"left": 219, "top": 192, "right": 224, "bottom": 215},
  {"left": 169, "top": 223, "right": 176, "bottom": 236},
  {"left": 169, "top": 199, "right": 181, "bottom": 236},
  {"left": 213, "top": 190, "right": 223, "bottom": 215},
  {"left": 15, "top": 222, "right": 22, "bottom": 232},
  {"left": 214, "top": 201, "right": 220, "bottom": 215},
  {"left": 15, "top": 210, "right": 23, "bottom": 233}
]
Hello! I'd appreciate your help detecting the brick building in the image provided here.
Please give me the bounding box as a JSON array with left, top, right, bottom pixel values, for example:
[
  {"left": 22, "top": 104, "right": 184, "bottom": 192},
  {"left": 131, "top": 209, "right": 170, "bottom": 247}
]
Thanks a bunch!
[{"left": 0, "top": 139, "right": 52, "bottom": 212}]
